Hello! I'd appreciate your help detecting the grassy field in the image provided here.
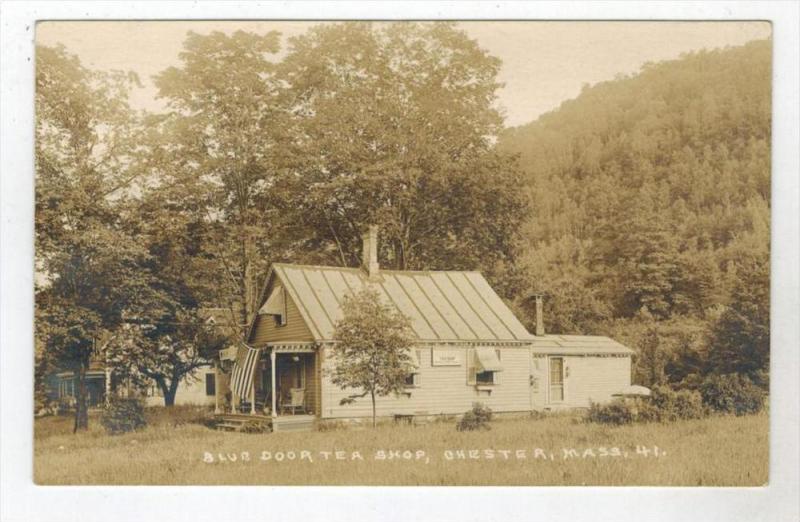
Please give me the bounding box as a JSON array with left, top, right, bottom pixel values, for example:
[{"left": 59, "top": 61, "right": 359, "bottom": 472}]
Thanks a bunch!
[{"left": 34, "top": 408, "right": 768, "bottom": 486}]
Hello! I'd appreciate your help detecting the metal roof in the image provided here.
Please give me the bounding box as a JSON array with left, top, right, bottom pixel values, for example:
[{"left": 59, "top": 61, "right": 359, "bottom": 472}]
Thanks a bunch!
[
  {"left": 270, "top": 263, "right": 534, "bottom": 342},
  {"left": 530, "top": 334, "right": 635, "bottom": 355}
]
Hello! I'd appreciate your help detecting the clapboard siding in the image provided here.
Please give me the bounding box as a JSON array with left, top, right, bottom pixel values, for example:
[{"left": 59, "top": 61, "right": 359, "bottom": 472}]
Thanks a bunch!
[
  {"left": 558, "top": 355, "right": 631, "bottom": 408},
  {"left": 304, "top": 353, "right": 318, "bottom": 415},
  {"left": 249, "top": 279, "right": 314, "bottom": 346},
  {"left": 320, "top": 345, "right": 532, "bottom": 418}
]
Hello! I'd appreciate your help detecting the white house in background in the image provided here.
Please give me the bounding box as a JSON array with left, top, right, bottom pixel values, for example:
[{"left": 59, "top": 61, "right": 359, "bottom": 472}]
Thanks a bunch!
[
  {"left": 216, "top": 226, "right": 635, "bottom": 427},
  {"left": 49, "top": 362, "right": 218, "bottom": 409},
  {"left": 48, "top": 308, "right": 234, "bottom": 409}
]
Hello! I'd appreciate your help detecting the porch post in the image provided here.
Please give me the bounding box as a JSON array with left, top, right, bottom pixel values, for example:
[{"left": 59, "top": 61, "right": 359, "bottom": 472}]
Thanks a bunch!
[
  {"left": 250, "top": 366, "right": 256, "bottom": 415},
  {"left": 104, "top": 367, "right": 112, "bottom": 406},
  {"left": 270, "top": 348, "right": 277, "bottom": 419},
  {"left": 231, "top": 377, "right": 239, "bottom": 414},
  {"left": 213, "top": 360, "right": 221, "bottom": 415},
  {"left": 104, "top": 349, "right": 112, "bottom": 406}
]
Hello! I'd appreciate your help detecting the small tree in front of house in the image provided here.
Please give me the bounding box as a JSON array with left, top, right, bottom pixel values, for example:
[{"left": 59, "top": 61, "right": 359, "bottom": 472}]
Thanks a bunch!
[{"left": 330, "top": 287, "right": 415, "bottom": 427}]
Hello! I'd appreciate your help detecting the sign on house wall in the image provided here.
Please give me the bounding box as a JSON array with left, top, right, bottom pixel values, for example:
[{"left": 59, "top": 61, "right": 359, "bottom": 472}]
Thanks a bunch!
[{"left": 431, "top": 348, "right": 461, "bottom": 366}]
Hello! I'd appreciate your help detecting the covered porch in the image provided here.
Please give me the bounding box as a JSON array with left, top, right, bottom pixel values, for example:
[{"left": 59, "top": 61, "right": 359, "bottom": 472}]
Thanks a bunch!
[{"left": 216, "top": 342, "right": 320, "bottom": 432}]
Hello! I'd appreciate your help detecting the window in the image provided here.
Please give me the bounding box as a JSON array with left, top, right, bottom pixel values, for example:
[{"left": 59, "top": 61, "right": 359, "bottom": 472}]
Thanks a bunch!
[
  {"left": 404, "top": 372, "right": 420, "bottom": 387},
  {"left": 476, "top": 370, "right": 494, "bottom": 385},
  {"left": 205, "top": 373, "right": 216, "bottom": 396}
]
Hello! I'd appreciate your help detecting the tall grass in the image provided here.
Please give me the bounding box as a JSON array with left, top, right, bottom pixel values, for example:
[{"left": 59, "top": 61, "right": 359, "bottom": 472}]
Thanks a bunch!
[{"left": 34, "top": 409, "right": 768, "bottom": 486}]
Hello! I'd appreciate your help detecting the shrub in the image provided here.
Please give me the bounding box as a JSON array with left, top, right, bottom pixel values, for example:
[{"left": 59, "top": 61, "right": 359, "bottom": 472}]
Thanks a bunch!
[
  {"left": 676, "top": 372, "right": 704, "bottom": 391},
  {"left": 586, "top": 386, "right": 706, "bottom": 425},
  {"left": 100, "top": 397, "right": 147, "bottom": 435},
  {"left": 649, "top": 385, "right": 707, "bottom": 421},
  {"left": 586, "top": 399, "right": 635, "bottom": 425},
  {"left": 700, "top": 373, "right": 765, "bottom": 415},
  {"left": 456, "top": 403, "right": 493, "bottom": 431},
  {"left": 633, "top": 398, "right": 662, "bottom": 423}
]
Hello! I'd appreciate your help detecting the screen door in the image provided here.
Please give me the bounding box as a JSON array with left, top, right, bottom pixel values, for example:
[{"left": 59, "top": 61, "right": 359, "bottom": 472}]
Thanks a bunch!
[{"left": 549, "top": 357, "right": 564, "bottom": 402}]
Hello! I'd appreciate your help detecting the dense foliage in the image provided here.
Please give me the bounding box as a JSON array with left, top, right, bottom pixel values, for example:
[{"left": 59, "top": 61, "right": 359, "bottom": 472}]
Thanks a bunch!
[
  {"left": 100, "top": 397, "right": 147, "bottom": 434},
  {"left": 586, "top": 386, "right": 707, "bottom": 426},
  {"left": 35, "top": 45, "right": 153, "bottom": 430},
  {"left": 700, "top": 373, "right": 766, "bottom": 416},
  {"left": 586, "top": 373, "right": 766, "bottom": 425},
  {"left": 500, "top": 39, "right": 771, "bottom": 388},
  {"left": 277, "top": 23, "right": 529, "bottom": 280}
]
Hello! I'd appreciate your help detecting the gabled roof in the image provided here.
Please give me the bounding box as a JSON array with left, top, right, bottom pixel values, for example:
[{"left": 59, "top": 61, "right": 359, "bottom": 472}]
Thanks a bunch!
[
  {"left": 530, "top": 334, "right": 635, "bottom": 355},
  {"left": 262, "top": 263, "right": 534, "bottom": 342}
]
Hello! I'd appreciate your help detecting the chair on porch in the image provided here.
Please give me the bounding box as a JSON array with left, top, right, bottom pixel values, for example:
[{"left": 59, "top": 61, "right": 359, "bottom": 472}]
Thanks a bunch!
[{"left": 280, "top": 388, "right": 306, "bottom": 415}]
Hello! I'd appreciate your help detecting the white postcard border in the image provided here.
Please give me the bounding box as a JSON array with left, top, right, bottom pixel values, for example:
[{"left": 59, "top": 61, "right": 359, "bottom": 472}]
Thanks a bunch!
[{"left": 1, "top": 2, "right": 797, "bottom": 522}]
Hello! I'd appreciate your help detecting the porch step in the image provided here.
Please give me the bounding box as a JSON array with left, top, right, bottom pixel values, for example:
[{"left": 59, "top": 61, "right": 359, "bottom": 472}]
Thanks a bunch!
[
  {"left": 272, "top": 415, "right": 315, "bottom": 433},
  {"left": 214, "top": 414, "right": 271, "bottom": 433},
  {"left": 213, "top": 414, "right": 315, "bottom": 433},
  {"left": 216, "top": 422, "right": 245, "bottom": 431}
]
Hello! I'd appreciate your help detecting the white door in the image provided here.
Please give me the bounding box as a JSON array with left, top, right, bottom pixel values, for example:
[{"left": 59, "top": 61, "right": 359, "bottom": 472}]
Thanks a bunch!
[
  {"left": 549, "top": 357, "right": 565, "bottom": 403},
  {"left": 530, "top": 354, "right": 547, "bottom": 410}
]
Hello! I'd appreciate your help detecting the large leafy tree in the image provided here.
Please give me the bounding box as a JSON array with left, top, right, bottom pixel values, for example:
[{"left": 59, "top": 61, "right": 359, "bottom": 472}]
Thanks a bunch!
[
  {"left": 330, "top": 288, "right": 415, "bottom": 427},
  {"left": 35, "top": 44, "right": 148, "bottom": 430},
  {"left": 279, "top": 22, "right": 528, "bottom": 277},
  {"left": 107, "top": 190, "right": 231, "bottom": 406},
  {"left": 152, "top": 30, "right": 291, "bottom": 333}
]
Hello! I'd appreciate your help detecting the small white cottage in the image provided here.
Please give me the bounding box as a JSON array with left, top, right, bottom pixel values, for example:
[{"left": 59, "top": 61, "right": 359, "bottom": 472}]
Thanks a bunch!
[{"left": 217, "top": 227, "right": 634, "bottom": 427}]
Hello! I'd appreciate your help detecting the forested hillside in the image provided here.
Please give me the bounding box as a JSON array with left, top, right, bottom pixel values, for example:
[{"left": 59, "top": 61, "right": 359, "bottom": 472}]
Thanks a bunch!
[{"left": 500, "top": 40, "right": 771, "bottom": 388}]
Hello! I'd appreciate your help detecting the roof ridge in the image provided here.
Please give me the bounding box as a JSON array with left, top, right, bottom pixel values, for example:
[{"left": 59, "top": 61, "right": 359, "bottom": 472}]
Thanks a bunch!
[
  {"left": 273, "top": 262, "right": 484, "bottom": 276},
  {"left": 271, "top": 262, "right": 362, "bottom": 271}
]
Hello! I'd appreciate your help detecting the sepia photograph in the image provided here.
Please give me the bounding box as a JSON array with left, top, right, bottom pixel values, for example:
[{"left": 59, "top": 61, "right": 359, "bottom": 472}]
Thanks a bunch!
[
  {"left": 28, "top": 19, "right": 778, "bottom": 488},
  {"left": 2, "top": 0, "right": 799, "bottom": 519}
]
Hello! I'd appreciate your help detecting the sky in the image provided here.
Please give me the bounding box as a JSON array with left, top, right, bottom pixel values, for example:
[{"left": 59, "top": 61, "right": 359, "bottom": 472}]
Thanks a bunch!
[{"left": 36, "top": 21, "right": 771, "bottom": 128}]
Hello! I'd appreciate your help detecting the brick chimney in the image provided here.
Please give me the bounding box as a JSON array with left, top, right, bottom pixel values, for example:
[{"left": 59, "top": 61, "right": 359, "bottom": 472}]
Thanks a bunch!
[
  {"left": 532, "top": 293, "right": 545, "bottom": 336},
  {"left": 362, "top": 225, "right": 379, "bottom": 278}
]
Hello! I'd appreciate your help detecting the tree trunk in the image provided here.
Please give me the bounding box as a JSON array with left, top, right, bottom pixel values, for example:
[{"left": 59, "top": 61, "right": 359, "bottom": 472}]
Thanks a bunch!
[
  {"left": 163, "top": 389, "right": 176, "bottom": 407},
  {"left": 239, "top": 232, "right": 251, "bottom": 339},
  {"left": 158, "top": 378, "right": 179, "bottom": 407},
  {"left": 371, "top": 390, "right": 376, "bottom": 428},
  {"left": 243, "top": 254, "right": 254, "bottom": 330},
  {"left": 73, "top": 362, "right": 89, "bottom": 433}
]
